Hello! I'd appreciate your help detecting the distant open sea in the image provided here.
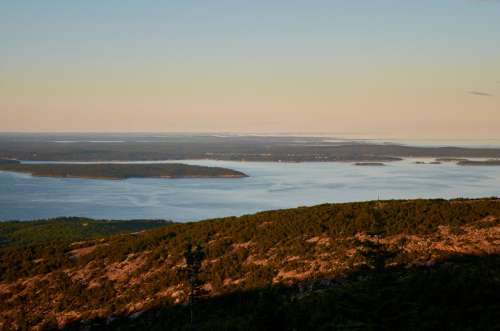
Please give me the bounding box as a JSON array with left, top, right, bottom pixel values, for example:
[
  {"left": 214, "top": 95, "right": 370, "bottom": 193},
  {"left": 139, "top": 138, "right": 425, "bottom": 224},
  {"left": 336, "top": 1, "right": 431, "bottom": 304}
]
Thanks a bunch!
[
  {"left": 1, "top": 158, "right": 500, "bottom": 221},
  {"left": 3, "top": 132, "right": 500, "bottom": 149}
]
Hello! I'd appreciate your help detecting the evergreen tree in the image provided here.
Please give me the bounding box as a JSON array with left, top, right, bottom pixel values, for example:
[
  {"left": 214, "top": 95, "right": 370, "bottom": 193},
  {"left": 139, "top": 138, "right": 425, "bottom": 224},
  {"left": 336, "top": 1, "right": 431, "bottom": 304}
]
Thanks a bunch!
[{"left": 181, "top": 239, "right": 206, "bottom": 328}]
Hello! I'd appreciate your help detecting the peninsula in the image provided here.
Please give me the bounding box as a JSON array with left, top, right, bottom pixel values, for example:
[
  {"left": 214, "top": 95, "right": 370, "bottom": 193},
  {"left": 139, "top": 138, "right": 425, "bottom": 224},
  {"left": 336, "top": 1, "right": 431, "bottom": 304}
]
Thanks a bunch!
[{"left": 0, "top": 163, "right": 248, "bottom": 180}]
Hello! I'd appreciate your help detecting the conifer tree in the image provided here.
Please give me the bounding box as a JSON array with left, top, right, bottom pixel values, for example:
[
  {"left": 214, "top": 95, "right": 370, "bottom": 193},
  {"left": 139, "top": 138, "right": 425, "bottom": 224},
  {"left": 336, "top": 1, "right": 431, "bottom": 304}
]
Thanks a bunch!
[{"left": 181, "top": 239, "right": 206, "bottom": 328}]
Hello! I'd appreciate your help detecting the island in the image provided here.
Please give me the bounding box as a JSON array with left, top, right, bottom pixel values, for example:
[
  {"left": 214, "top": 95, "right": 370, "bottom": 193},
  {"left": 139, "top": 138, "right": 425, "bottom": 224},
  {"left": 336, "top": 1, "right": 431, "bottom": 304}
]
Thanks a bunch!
[
  {"left": 354, "top": 162, "right": 386, "bottom": 166},
  {"left": 414, "top": 161, "right": 441, "bottom": 165},
  {"left": 457, "top": 159, "right": 500, "bottom": 166},
  {"left": 0, "top": 159, "right": 20, "bottom": 164},
  {"left": 0, "top": 163, "right": 248, "bottom": 179}
]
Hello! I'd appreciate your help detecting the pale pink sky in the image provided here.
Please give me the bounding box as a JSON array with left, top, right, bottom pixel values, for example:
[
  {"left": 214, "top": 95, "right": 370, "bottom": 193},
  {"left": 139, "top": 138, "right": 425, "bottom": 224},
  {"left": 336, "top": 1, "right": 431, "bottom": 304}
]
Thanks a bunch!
[{"left": 1, "top": 1, "right": 499, "bottom": 138}]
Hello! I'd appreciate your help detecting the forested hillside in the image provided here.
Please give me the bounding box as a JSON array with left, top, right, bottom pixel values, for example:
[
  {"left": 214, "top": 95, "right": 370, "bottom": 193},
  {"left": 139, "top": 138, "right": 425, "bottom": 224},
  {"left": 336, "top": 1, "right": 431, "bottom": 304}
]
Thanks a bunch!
[
  {"left": 0, "top": 199, "right": 499, "bottom": 330},
  {"left": 0, "top": 218, "right": 172, "bottom": 247}
]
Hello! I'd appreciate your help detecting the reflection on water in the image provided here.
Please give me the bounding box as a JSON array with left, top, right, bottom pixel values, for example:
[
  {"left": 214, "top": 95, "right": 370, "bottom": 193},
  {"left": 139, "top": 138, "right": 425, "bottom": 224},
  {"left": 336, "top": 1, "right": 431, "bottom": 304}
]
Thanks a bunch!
[{"left": 1, "top": 159, "right": 500, "bottom": 221}]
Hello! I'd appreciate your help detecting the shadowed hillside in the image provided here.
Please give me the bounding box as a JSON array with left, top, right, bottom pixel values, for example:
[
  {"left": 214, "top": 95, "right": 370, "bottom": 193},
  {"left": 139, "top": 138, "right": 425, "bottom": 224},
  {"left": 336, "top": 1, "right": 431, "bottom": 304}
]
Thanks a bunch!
[
  {"left": 61, "top": 253, "right": 500, "bottom": 331},
  {"left": 0, "top": 198, "right": 499, "bottom": 330}
]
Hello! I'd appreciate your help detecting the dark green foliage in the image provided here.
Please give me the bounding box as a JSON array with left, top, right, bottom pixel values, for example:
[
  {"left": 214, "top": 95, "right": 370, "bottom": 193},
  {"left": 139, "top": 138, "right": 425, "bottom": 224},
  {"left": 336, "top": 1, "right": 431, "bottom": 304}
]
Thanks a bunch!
[
  {"left": 0, "top": 158, "right": 20, "bottom": 164},
  {"left": 179, "top": 241, "right": 207, "bottom": 327},
  {"left": 1, "top": 198, "right": 499, "bottom": 283},
  {"left": 0, "top": 217, "right": 172, "bottom": 247},
  {"left": 1, "top": 198, "right": 500, "bottom": 330},
  {"left": 458, "top": 160, "right": 500, "bottom": 166},
  {"left": 356, "top": 237, "right": 396, "bottom": 271},
  {"left": 0, "top": 163, "right": 247, "bottom": 180}
]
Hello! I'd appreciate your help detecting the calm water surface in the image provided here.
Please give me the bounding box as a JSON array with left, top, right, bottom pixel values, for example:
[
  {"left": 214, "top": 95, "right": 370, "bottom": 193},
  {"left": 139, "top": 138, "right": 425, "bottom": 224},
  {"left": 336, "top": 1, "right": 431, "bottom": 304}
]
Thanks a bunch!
[{"left": 1, "top": 159, "right": 500, "bottom": 221}]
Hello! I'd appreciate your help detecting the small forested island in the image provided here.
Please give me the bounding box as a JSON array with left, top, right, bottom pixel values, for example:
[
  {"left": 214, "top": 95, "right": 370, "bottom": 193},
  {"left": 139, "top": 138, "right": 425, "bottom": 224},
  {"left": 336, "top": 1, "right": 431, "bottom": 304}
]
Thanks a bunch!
[
  {"left": 415, "top": 161, "right": 442, "bottom": 165},
  {"left": 457, "top": 159, "right": 500, "bottom": 166},
  {"left": 354, "top": 162, "right": 386, "bottom": 166},
  {"left": 0, "top": 158, "right": 20, "bottom": 164},
  {"left": 1, "top": 198, "right": 499, "bottom": 330},
  {"left": 0, "top": 163, "right": 248, "bottom": 179}
]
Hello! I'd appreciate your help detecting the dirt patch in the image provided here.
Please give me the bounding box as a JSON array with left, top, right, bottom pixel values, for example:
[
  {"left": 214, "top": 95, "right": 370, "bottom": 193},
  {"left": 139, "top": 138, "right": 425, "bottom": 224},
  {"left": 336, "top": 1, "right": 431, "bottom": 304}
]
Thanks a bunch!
[
  {"left": 69, "top": 245, "right": 98, "bottom": 258},
  {"left": 306, "top": 236, "right": 331, "bottom": 246},
  {"left": 105, "top": 253, "right": 148, "bottom": 283},
  {"left": 223, "top": 278, "right": 243, "bottom": 286},
  {"left": 378, "top": 223, "right": 500, "bottom": 257},
  {"left": 306, "top": 236, "right": 320, "bottom": 243},
  {"left": 245, "top": 254, "right": 269, "bottom": 266},
  {"left": 55, "top": 311, "right": 81, "bottom": 329},
  {"left": 0, "top": 283, "right": 12, "bottom": 295},
  {"left": 70, "top": 261, "right": 100, "bottom": 284},
  {"left": 285, "top": 255, "right": 301, "bottom": 262},
  {"left": 273, "top": 269, "right": 313, "bottom": 283},
  {"left": 232, "top": 241, "right": 253, "bottom": 250},
  {"left": 127, "top": 265, "right": 166, "bottom": 287}
]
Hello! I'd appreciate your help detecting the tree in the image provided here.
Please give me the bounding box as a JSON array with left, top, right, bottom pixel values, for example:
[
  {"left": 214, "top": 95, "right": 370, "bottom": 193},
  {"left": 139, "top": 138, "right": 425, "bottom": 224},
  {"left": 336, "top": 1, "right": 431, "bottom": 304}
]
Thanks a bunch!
[
  {"left": 356, "top": 231, "right": 396, "bottom": 272},
  {"left": 181, "top": 239, "right": 206, "bottom": 328}
]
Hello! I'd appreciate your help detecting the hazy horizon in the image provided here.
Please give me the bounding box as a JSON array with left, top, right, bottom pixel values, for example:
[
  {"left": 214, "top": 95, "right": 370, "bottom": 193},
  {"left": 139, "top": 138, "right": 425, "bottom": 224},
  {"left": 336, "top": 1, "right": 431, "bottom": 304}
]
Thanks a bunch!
[
  {"left": 2, "top": 1, "right": 499, "bottom": 138},
  {"left": 2, "top": 131, "right": 500, "bottom": 141}
]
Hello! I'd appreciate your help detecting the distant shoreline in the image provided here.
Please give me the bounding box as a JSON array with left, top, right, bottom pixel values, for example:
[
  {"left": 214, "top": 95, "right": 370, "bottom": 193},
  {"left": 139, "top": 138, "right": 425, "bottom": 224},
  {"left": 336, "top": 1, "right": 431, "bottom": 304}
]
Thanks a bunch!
[
  {"left": 3, "top": 135, "right": 500, "bottom": 163},
  {"left": 457, "top": 160, "right": 500, "bottom": 166}
]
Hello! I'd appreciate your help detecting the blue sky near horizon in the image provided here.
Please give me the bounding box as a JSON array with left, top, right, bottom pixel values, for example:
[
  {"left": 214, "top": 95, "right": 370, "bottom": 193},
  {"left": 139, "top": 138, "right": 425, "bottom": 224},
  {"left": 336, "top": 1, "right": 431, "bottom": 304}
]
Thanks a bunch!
[{"left": 1, "top": 1, "right": 499, "bottom": 137}]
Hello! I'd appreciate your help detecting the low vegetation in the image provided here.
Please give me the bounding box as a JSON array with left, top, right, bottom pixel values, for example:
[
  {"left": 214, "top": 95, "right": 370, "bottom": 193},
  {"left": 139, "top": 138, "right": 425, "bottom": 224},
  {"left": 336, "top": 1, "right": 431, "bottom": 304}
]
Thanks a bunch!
[
  {"left": 0, "top": 218, "right": 172, "bottom": 247},
  {"left": 0, "top": 159, "right": 20, "bottom": 165},
  {"left": 0, "top": 198, "right": 499, "bottom": 330},
  {"left": 354, "top": 162, "right": 385, "bottom": 166}
]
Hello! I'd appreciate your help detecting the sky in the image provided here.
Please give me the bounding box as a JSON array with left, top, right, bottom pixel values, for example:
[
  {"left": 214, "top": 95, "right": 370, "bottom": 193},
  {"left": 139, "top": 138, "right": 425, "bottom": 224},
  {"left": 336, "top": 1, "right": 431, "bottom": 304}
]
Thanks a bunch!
[{"left": 1, "top": 0, "right": 499, "bottom": 138}]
